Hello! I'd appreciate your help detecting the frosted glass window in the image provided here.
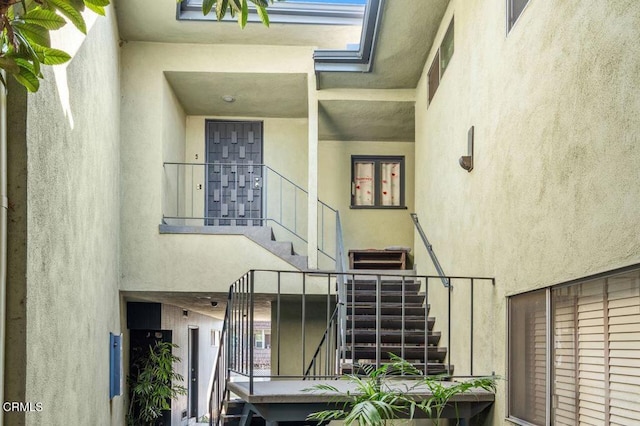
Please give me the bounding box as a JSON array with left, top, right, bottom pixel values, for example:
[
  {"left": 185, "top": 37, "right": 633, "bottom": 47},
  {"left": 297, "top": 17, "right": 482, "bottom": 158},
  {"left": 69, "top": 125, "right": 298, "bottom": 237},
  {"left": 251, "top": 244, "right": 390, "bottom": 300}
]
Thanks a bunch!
[
  {"left": 353, "top": 161, "right": 375, "bottom": 206},
  {"left": 351, "top": 156, "right": 404, "bottom": 208}
]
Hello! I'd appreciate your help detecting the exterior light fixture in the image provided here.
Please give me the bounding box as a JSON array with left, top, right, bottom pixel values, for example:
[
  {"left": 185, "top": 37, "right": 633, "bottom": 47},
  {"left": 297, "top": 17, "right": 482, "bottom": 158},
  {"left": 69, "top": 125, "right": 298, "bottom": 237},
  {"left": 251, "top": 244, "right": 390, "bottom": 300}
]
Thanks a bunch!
[
  {"left": 459, "top": 126, "right": 474, "bottom": 172},
  {"left": 221, "top": 95, "right": 235, "bottom": 103},
  {"left": 182, "top": 309, "right": 188, "bottom": 318}
]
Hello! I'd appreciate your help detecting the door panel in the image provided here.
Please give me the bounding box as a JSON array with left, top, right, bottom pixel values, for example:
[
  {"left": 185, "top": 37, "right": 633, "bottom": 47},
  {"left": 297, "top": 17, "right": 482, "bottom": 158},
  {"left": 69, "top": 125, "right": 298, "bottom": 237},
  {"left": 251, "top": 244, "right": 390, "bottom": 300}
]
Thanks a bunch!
[
  {"left": 206, "top": 121, "right": 263, "bottom": 226},
  {"left": 188, "top": 328, "right": 199, "bottom": 419}
]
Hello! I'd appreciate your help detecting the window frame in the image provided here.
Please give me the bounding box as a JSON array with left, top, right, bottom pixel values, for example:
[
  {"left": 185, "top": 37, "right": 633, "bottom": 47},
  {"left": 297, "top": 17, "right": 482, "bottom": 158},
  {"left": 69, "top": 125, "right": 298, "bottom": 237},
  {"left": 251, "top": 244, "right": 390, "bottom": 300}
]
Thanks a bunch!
[
  {"left": 350, "top": 155, "right": 406, "bottom": 209},
  {"left": 177, "top": 0, "right": 366, "bottom": 26},
  {"left": 427, "top": 17, "right": 454, "bottom": 105},
  {"left": 506, "top": 264, "right": 640, "bottom": 426}
]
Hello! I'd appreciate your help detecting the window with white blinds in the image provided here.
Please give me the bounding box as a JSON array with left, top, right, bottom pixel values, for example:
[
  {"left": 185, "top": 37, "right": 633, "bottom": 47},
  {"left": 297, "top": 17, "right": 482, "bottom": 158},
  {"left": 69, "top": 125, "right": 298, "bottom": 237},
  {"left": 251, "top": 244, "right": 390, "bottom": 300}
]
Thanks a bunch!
[{"left": 509, "top": 268, "right": 640, "bottom": 426}]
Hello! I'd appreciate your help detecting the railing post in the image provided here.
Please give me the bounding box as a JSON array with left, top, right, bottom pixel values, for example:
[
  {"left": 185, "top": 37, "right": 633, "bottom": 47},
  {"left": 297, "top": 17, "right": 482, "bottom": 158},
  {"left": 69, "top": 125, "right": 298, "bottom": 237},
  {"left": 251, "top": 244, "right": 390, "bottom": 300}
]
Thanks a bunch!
[
  {"left": 375, "top": 274, "right": 381, "bottom": 370},
  {"left": 448, "top": 281, "right": 452, "bottom": 376},
  {"left": 470, "top": 278, "right": 474, "bottom": 376},
  {"left": 425, "top": 277, "right": 429, "bottom": 376},
  {"left": 302, "top": 273, "right": 307, "bottom": 376},
  {"left": 276, "top": 271, "right": 281, "bottom": 376},
  {"left": 249, "top": 270, "right": 254, "bottom": 394}
]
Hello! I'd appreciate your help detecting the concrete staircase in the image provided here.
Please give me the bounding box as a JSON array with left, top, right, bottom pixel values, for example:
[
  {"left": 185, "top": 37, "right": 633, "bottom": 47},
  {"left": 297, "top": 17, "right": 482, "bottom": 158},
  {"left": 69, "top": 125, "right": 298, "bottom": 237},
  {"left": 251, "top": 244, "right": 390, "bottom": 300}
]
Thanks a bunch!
[
  {"left": 341, "top": 276, "right": 452, "bottom": 375},
  {"left": 158, "top": 224, "right": 308, "bottom": 270}
]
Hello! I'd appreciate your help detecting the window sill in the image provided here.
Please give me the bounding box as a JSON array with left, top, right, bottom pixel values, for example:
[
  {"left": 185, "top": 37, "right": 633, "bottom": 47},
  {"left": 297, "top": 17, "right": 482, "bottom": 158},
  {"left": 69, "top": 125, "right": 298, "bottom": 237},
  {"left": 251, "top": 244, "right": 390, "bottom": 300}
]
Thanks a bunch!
[
  {"left": 350, "top": 205, "right": 408, "bottom": 210},
  {"left": 506, "top": 416, "right": 541, "bottom": 426}
]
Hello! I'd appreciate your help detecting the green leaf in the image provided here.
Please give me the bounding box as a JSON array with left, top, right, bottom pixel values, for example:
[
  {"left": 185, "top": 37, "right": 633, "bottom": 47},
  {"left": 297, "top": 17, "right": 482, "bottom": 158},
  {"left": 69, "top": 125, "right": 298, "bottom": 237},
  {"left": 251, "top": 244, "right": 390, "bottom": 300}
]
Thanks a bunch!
[
  {"left": 13, "top": 30, "right": 42, "bottom": 75},
  {"left": 84, "top": 0, "right": 110, "bottom": 6},
  {"left": 0, "top": 57, "right": 21, "bottom": 75},
  {"left": 84, "top": 3, "right": 105, "bottom": 15},
  {"left": 255, "top": 5, "right": 269, "bottom": 27},
  {"left": 250, "top": 0, "right": 268, "bottom": 7},
  {"left": 37, "top": 46, "right": 72, "bottom": 65},
  {"left": 239, "top": 0, "right": 248, "bottom": 28},
  {"left": 202, "top": 0, "right": 215, "bottom": 15},
  {"left": 47, "top": 0, "right": 87, "bottom": 33},
  {"left": 14, "top": 66, "right": 40, "bottom": 92},
  {"left": 23, "top": 8, "right": 67, "bottom": 30},
  {"left": 69, "top": 0, "right": 86, "bottom": 13},
  {"left": 228, "top": 0, "right": 241, "bottom": 13},
  {"left": 215, "top": 0, "right": 228, "bottom": 20},
  {"left": 13, "top": 22, "right": 52, "bottom": 48}
]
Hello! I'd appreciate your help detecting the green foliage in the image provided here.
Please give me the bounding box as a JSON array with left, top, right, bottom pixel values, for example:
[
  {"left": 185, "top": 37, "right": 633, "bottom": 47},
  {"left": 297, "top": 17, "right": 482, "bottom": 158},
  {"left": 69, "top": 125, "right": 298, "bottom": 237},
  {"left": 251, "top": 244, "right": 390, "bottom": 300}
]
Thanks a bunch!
[
  {"left": 0, "top": 0, "right": 110, "bottom": 92},
  {"left": 127, "top": 341, "right": 188, "bottom": 426},
  {"left": 176, "top": 0, "right": 275, "bottom": 28},
  {"left": 1, "top": 0, "right": 276, "bottom": 92},
  {"left": 305, "top": 354, "right": 497, "bottom": 426}
]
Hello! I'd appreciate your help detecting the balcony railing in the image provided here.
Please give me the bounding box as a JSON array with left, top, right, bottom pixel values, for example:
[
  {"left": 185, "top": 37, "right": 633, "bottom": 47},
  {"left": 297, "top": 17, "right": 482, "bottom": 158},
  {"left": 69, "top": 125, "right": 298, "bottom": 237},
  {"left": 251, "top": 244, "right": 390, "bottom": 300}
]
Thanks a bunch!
[
  {"left": 207, "top": 269, "right": 495, "bottom": 425},
  {"left": 163, "top": 162, "right": 338, "bottom": 267}
]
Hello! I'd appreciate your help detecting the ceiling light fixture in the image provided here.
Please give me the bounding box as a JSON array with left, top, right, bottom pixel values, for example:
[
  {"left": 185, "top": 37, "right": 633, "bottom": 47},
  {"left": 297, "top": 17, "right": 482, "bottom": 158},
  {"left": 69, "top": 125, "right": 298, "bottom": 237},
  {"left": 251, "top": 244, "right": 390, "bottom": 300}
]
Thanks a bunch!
[{"left": 222, "top": 95, "right": 235, "bottom": 103}]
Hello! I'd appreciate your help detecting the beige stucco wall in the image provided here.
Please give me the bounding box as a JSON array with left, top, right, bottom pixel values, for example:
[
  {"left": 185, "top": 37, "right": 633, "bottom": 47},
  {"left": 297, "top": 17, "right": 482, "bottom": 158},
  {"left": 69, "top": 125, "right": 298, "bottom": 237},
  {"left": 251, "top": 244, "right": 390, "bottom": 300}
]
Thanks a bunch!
[
  {"left": 270, "top": 295, "right": 334, "bottom": 377},
  {"left": 161, "top": 304, "right": 222, "bottom": 425},
  {"left": 120, "top": 42, "right": 316, "bottom": 292},
  {"left": 319, "top": 140, "right": 415, "bottom": 258},
  {"left": 5, "top": 7, "right": 123, "bottom": 426},
  {"left": 414, "top": 0, "right": 640, "bottom": 423}
]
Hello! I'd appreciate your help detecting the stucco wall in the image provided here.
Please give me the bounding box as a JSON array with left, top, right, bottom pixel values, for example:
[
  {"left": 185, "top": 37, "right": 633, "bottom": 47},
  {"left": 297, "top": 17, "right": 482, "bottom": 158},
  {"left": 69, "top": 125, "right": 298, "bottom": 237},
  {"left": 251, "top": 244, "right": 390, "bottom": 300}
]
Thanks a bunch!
[
  {"left": 6, "top": 7, "right": 123, "bottom": 426},
  {"left": 161, "top": 304, "right": 222, "bottom": 425},
  {"left": 120, "top": 42, "right": 314, "bottom": 292},
  {"left": 319, "top": 140, "right": 415, "bottom": 257},
  {"left": 414, "top": 0, "right": 640, "bottom": 423}
]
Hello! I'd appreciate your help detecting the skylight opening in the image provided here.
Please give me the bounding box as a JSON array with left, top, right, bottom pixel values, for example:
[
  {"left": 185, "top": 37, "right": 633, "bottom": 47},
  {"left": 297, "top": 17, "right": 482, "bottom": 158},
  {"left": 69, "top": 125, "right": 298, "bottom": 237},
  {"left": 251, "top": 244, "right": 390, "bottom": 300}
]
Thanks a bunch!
[{"left": 178, "top": 0, "right": 367, "bottom": 26}]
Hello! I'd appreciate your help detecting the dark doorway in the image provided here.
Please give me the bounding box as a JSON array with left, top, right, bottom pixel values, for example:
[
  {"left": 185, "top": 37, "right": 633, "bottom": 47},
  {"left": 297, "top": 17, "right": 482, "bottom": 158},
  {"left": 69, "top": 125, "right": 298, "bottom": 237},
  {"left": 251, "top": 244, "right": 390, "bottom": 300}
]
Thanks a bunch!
[
  {"left": 188, "top": 327, "right": 199, "bottom": 420},
  {"left": 205, "top": 120, "right": 264, "bottom": 226},
  {"left": 129, "top": 330, "right": 173, "bottom": 426}
]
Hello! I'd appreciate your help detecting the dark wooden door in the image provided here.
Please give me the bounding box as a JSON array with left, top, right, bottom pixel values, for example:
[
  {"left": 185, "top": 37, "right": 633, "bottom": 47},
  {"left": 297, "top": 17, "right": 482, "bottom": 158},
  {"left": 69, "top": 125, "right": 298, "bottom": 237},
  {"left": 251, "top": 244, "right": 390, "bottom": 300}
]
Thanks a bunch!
[
  {"left": 188, "top": 328, "right": 199, "bottom": 419},
  {"left": 205, "top": 121, "right": 263, "bottom": 226}
]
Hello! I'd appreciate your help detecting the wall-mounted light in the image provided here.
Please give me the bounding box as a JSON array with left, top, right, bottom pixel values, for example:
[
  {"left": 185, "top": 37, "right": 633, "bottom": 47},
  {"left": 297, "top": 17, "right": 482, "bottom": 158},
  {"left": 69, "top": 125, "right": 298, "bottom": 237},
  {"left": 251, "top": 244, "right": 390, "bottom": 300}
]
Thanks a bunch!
[
  {"left": 221, "top": 95, "right": 235, "bottom": 103},
  {"left": 459, "top": 126, "right": 474, "bottom": 172},
  {"left": 182, "top": 309, "right": 188, "bottom": 318}
]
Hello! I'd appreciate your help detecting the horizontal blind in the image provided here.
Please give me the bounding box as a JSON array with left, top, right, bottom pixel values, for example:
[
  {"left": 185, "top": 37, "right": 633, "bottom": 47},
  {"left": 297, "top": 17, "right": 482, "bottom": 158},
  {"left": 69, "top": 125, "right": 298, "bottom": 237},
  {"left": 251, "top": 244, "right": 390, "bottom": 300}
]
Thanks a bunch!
[
  {"left": 553, "top": 292, "right": 577, "bottom": 426},
  {"left": 607, "top": 274, "right": 640, "bottom": 426},
  {"left": 577, "top": 281, "right": 606, "bottom": 426}
]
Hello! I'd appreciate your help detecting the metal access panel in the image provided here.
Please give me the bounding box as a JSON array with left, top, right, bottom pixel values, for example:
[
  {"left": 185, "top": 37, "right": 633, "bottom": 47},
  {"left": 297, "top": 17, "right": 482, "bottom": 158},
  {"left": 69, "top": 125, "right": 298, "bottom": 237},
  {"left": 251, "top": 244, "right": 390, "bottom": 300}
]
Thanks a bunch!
[{"left": 205, "top": 120, "right": 264, "bottom": 226}]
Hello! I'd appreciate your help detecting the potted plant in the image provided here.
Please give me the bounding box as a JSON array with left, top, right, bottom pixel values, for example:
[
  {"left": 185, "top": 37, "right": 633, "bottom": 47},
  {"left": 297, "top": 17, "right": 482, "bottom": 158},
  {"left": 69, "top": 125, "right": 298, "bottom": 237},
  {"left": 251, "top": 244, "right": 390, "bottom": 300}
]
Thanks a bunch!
[
  {"left": 127, "top": 341, "right": 188, "bottom": 426},
  {"left": 305, "top": 354, "right": 496, "bottom": 426}
]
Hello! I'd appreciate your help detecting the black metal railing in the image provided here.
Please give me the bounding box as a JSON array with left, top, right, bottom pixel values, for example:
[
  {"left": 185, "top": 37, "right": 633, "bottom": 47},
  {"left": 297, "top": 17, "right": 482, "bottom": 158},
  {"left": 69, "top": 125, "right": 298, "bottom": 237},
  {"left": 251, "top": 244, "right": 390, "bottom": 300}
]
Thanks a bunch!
[
  {"left": 303, "top": 304, "right": 340, "bottom": 379},
  {"left": 411, "top": 212, "right": 450, "bottom": 287},
  {"left": 207, "top": 268, "right": 495, "bottom": 424},
  {"left": 208, "top": 286, "right": 234, "bottom": 426},
  {"left": 162, "top": 162, "right": 338, "bottom": 267}
]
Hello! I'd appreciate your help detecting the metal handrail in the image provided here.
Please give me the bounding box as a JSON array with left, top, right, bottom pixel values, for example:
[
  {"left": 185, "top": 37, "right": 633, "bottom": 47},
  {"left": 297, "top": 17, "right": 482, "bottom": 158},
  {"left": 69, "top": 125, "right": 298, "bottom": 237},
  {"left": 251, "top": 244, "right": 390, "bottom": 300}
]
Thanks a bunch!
[
  {"left": 410, "top": 213, "right": 450, "bottom": 288},
  {"left": 335, "top": 211, "right": 348, "bottom": 363},
  {"left": 162, "top": 162, "right": 338, "bottom": 263},
  {"left": 303, "top": 304, "right": 341, "bottom": 378},
  {"left": 208, "top": 285, "right": 234, "bottom": 426},
  {"left": 216, "top": 270, "right": 494, "bottom": 395}
]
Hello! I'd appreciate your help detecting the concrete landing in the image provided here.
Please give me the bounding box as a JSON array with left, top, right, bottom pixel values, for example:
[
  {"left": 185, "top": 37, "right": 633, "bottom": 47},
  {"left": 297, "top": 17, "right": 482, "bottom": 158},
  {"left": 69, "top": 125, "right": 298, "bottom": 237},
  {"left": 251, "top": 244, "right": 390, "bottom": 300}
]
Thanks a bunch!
[{"left": 226, "top": 379, "right": 495, "bottom": 425}]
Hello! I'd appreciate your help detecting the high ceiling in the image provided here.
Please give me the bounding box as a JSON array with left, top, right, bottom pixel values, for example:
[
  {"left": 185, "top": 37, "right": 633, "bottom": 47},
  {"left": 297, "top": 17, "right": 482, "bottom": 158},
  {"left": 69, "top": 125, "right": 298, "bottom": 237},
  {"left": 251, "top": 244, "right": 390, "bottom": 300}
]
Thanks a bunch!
[{"left": 115, "top": 0, "right": 451, "bottom": 141}]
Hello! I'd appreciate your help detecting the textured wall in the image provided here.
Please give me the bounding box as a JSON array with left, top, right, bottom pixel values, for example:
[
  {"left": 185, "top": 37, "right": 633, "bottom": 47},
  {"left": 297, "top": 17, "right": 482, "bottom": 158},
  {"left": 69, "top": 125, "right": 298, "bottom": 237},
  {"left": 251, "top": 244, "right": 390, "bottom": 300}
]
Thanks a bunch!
[
  {"left": 120, "top": 42, "right": 313, "bottom": 293},
  {"left": 414, "top": 0, "right": 640, "bottom": 423},
  {"left": 6, "top": 6, "right": 123, "bottom": 426},
  {"left": 319, "top": 140, "right": 415, "bottom": 256},
  {"left": 161, "top": 304, "right": 222, "bottom": 425}
]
